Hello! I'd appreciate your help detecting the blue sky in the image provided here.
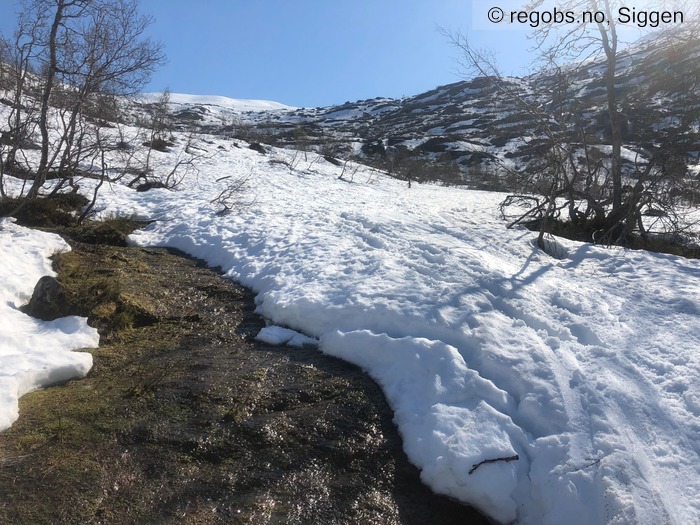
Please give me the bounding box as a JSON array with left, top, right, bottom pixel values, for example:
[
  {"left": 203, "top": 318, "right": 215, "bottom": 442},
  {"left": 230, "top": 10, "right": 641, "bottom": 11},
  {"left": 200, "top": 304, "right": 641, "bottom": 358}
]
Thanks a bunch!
[
  {"left": 133, "top": 0, "right": 533, "bottom": 107},
  {"left": 0, "top": 1, "right": 666, "bottom": 108},
  {"left": 1, "top": 0, "right": 538, "bottom": 107}
]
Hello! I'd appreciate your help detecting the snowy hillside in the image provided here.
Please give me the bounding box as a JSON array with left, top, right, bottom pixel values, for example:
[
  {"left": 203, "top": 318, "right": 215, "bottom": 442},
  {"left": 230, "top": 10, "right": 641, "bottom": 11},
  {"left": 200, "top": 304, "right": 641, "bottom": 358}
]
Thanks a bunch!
[
  {"left": 1, "top": 28, "right": 699, "bottom": 522},
  {"left": 144, "top": 30, "right": 699, "bottom": 185},
  {"left": 2, "top": 126, "right": 688, "bottom": 524},
  {"left": 138, "top": 92, "right": 296, "bottom": 113}
]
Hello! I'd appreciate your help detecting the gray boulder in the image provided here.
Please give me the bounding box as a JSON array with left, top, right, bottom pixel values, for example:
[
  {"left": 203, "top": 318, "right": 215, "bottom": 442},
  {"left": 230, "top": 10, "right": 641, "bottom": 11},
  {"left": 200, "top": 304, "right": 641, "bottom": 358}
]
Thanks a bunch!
[{"left": 23, "top": 276, "right": 68, "bottom": 321}]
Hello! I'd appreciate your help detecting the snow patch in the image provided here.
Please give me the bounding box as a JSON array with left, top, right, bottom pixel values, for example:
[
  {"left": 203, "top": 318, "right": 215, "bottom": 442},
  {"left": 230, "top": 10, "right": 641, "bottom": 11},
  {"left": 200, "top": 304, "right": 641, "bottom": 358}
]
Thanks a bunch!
[
  {"left": 256, "top": 325, "right": 318, "bottom": 347},
  {"left": 0, "top": 218, "right": 98, "bottom": 432}
]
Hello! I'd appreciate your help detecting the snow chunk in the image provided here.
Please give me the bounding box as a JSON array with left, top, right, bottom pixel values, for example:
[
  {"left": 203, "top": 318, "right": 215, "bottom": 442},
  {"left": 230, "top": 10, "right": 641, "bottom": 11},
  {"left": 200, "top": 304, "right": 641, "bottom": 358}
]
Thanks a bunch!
[{"left": 256, "top": 325, "right": 318, "bottom": 347}]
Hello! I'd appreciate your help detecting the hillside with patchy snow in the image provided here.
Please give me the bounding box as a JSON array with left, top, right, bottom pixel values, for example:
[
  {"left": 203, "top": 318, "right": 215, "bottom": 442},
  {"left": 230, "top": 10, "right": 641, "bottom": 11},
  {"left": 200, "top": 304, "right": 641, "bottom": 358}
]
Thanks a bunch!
[
  {"left": 4, "top": 124, "right": 685, "bottom": 524},
  {"left": 1, "top": 29, "right": 699, "bottom": 523},
  {"left": 135, "top": 29, "right": 700, "bottom": 189}
]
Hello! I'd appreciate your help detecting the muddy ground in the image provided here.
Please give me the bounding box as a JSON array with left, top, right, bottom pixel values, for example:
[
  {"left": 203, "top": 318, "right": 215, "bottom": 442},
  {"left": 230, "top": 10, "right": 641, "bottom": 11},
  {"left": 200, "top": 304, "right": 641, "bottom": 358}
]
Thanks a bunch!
[{"left": 0, "top": 229, "right": 492, "bottom": 524}]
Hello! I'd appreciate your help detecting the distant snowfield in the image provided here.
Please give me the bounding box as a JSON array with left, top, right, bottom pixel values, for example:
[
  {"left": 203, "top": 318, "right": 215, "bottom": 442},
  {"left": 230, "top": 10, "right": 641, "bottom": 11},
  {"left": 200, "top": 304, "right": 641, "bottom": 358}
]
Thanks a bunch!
[
  {"left": 138, "top": 92, "right": 297, "bottom": 112},
  {"left": 3, "top": 129, "right": 700, "bottom": 524}
]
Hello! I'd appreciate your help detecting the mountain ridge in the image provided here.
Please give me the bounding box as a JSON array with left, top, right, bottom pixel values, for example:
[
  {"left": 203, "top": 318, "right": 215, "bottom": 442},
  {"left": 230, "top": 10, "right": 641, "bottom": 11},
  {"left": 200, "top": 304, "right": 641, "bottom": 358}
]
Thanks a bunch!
[{"left": 128, "top": 28, "right": 698, "bottom": 191}]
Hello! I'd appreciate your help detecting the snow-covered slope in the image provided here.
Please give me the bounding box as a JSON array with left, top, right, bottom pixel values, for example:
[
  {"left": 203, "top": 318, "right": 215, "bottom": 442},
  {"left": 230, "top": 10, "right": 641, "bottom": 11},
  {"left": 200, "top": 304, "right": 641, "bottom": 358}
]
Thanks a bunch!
[
  {"left": 133, "top": 92, "right": 295, "bottom": 131},
  {"left": 1, "top": 28, "right": 699, "bottom": 524},
  {"left": 139, "top": 92, "right": 296, "bottom": 112},
  {"left": 39, "top": 131, "right": 695, "bottom": 525}
]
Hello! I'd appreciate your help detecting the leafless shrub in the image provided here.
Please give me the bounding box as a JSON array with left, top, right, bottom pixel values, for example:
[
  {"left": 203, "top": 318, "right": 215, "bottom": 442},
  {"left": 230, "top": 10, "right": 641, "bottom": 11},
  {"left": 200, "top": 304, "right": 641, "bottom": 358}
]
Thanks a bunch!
[
  {"left": 338, "top": 159, "right": 360, "bottom": 182},
  {"left": 210, "top": 172, "right": 253, "bottom": 216}
]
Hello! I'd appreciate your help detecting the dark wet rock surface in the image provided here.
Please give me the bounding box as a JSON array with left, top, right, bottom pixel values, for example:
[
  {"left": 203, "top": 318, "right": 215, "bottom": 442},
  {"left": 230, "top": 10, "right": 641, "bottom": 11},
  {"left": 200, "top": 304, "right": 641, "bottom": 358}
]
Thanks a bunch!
[
  {"left": 0, "top": 241, "right": 492, "bottom": 524},
  {"left": 22, "top": 275, "right": 68, "bottom": 320}
]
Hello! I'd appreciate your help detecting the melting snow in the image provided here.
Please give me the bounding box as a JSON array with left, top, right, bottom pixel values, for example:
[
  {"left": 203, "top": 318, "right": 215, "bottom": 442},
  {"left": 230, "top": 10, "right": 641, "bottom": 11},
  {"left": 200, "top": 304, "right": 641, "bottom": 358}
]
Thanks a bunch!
[
  {"left": 0, "top": 218, "right": 97, "bottom": 431},
  {"left": 3, "top": 131, "right": 699, "bottom": 524}
]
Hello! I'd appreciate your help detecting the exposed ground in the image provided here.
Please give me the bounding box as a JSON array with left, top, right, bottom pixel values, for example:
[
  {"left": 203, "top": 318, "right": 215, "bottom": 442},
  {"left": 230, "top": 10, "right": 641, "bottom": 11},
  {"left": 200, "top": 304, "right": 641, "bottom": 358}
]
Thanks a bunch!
[{"left": 0, "top": 215, "right": 492, "bottom": 524}]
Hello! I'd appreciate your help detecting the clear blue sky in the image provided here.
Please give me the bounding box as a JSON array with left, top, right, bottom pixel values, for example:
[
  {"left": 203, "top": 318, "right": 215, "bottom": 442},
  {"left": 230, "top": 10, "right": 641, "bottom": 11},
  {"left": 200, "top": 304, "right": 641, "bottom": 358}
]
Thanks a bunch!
[
  {"left": 133, "top": 0, "right": 533, "bottom": 107},
  {"left": 4, "top": 1, "right": 665, "bottom": 108}
]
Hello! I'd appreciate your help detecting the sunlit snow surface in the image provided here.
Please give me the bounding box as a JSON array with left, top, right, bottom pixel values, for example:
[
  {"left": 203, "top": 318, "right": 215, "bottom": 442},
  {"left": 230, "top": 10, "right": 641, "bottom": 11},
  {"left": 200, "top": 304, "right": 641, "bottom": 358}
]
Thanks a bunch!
[
  {"left": 13, "top": 136, "right": 700, "bottom": 524},
  {"left": 138, "top": 92, "right": 296, "bottom": 113},
  {"left": 0, "top": 219, "right": 97, "bottom": 431}
]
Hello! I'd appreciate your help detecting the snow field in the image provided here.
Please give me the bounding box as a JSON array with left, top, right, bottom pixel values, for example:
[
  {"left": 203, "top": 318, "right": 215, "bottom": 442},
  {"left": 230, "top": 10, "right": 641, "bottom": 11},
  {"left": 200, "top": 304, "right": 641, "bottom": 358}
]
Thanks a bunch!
[
  {"left": 4, "top": 122, "right": 699, "bottom": 524},
  {"left": 74, "top": 132, "right": 699, "bottom": 525},
  {"left": 138, "top": 92, "right": 296, "bottom": 113}
]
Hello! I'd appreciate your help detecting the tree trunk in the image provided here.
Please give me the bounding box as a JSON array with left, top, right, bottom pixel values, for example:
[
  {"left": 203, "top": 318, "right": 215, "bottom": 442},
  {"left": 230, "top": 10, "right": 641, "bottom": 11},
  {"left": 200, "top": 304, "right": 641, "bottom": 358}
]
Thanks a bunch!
[
  {"left": 605, "top": 56, "right": 623, "bottom": 213},
  {"left": 28, "top": 0, "right": 66, "bottom": 198},
  {"left": 596, "top": 1, "right": 623, "bottom": 216}
]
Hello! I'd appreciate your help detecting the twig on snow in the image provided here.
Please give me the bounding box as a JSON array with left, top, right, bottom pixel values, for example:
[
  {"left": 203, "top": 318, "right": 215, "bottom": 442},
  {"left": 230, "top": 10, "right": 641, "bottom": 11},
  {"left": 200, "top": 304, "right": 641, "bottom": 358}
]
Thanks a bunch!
[{"left": 469, "top": 454, "right": 520, "bottom": 475}]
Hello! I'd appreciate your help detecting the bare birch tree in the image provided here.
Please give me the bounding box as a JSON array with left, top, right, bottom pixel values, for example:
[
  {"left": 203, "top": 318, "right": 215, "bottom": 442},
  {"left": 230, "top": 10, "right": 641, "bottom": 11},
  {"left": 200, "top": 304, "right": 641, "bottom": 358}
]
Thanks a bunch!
[{"left": 0, "top": 0, "right": 164, "bottom": 199}]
